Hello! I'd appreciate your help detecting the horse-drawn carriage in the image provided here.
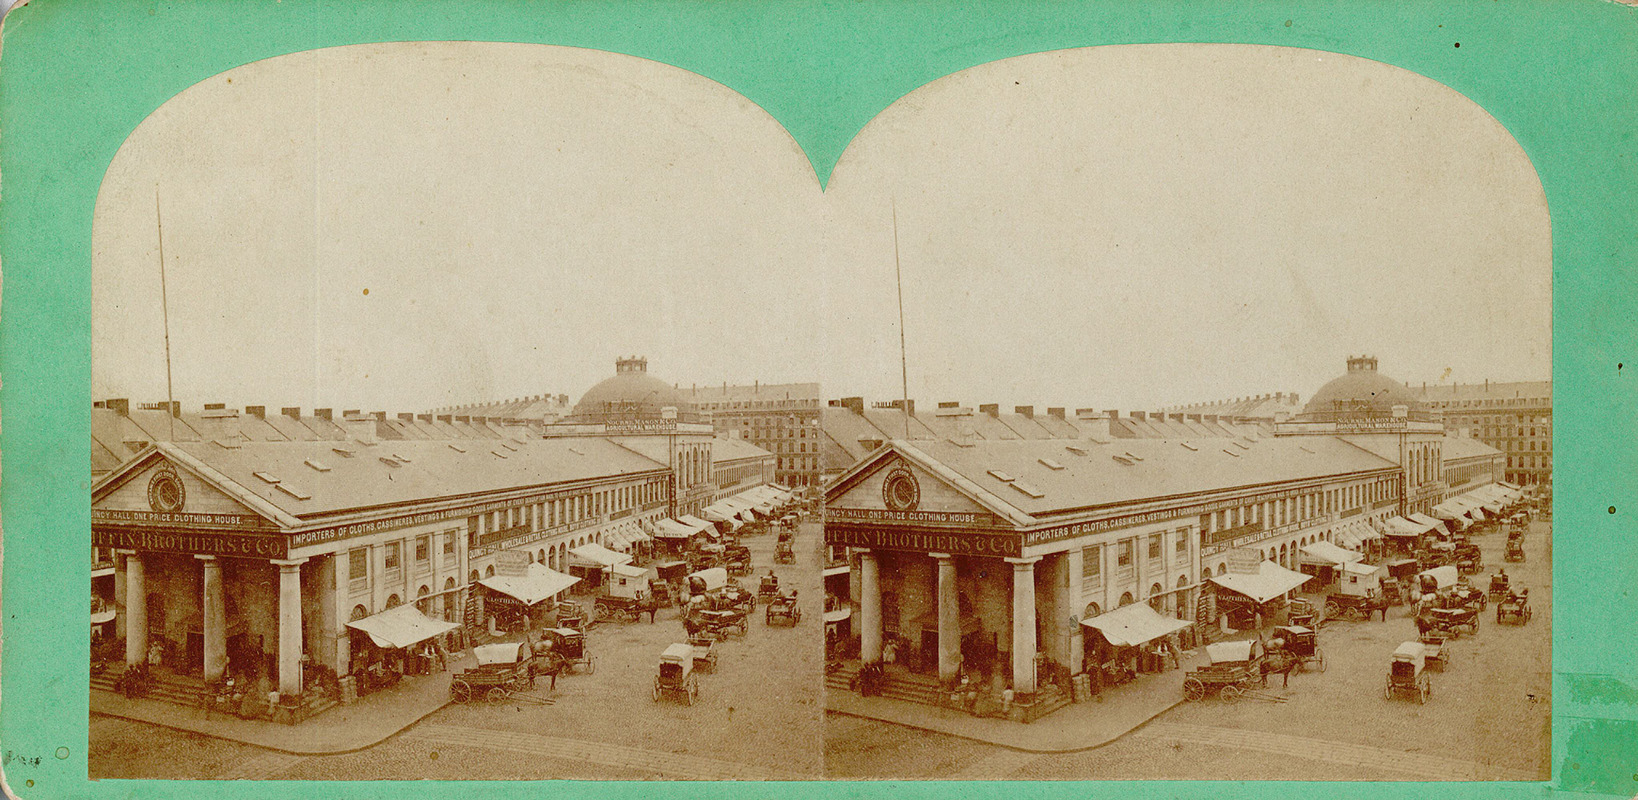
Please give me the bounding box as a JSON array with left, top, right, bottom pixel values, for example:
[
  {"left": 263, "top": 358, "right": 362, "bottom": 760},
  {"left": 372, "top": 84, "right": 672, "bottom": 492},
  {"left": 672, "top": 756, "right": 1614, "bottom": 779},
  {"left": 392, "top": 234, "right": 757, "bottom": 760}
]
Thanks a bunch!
[
  {"left": 1324, "top": 590, "right": 1388, "bottom": 622},
  {"left": 1488, "top": 571, "right": 1513, "bottom": 601},
  {"left": 1269, "top": 625, "right": 1324, "bottom": 673},
  {"left": 654, "top": 643, "right": 701, "bottom": 706},
  {"left": 1504, "top": 538, "right": 1525, "bottom": 563},
  {"left": 723, "top": 543, "right": 753, "bottom": 577},
  {"left": 1418, "top": 631, "right": 1451, "bottom": 671},
  {"left": 1380, "top": 559, "right": 1422, "bottom": 606},
  {"left": 774, "top": 539, "right": 796, "bottom": 565},
  {"left": 594, "top": 564, "right": 660, "bottom": 623},
  {"left": 696, "top": 608, "right": 749, "bottom": 639},
  {"left": 1496, "top": 589, "right": 1532, "bottom": 625},
  {"left": 1287, "top": 598, "right": 1318, "bottom": 628},
  {"left": 1419, "top": 605, "right": 1480, "bottom": 638},
  {"left": 757, "top": 572, "right": 782, "bottom": 604},
  {"left": 451, "top": 642, "right": 537, "bottom": 704},
  {"left": 687, "top": 635, "right": 719, "bottom": 673},
  {"left": 765, "top": 593, "right": 802, "bottom": 626},
  {"left": 553, "top": 601, "right": 588, "bottom": 631},
  {"left": 1386, "top": 641, "right": 1432, "bottom": 703},
  {"left": 1183, "top": 639, "right": 1267, "bottom": 702},
  {"left": 540, "top": 627, "right": 594, "bottom": 674}
]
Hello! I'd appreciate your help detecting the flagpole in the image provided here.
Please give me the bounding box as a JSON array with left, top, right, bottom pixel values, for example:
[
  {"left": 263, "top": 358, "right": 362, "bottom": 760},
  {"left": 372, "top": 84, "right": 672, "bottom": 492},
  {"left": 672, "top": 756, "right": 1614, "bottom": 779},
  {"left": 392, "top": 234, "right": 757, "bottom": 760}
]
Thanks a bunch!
[
  {"left": 156, "top": 188, "right": 176, "bottom": 441},
  {"left": 893, "top": 199, "right": 909, "bottom": 440}
]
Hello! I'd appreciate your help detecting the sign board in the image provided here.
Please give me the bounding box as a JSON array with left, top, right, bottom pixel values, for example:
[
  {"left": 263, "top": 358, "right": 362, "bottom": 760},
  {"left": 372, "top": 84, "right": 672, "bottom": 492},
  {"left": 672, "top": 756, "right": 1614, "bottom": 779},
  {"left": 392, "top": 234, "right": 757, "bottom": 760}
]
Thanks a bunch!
[
  {"left": 1227, "top": 548, "right": 1263, "bottom": 575},
  {"left": 604, "top": 418, "right": 678, "bottom": 434},
  {"left": 495, "top": 549, "right": 530, "bottom": 577},
  {"left": 93, "top": 526, "right": 289, "bottom": 560},
  {"left": 825, "top": 524, "right": 1021, "bottom": 558}
]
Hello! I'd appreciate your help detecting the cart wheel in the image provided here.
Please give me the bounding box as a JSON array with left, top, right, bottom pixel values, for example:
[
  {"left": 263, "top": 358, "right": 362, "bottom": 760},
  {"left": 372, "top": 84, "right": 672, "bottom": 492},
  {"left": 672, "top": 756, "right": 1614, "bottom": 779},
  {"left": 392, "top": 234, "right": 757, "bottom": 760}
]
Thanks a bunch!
[
  {"left": 1479, "top": 597, "right": 1487, "bottom": 610},
  {"left": 794, "top": 610, "right": 802, "bottom": 623},
  {"left": 1183, "top": 678, "right": 1206, "bottom": 701},
  {"left": 1324, "top": 600, "right": 1341, "bottom": 619},
  {"left": 1222, "top": 684, "right": 1244, "bottom": 703},
  {"left": 587, "top": 658, "right": 596, "bottom": 675},
  {"left": 1317, "top": 650, "right": 1327, "bottom": 673},
  {"left": 686, "top": 679, "right": 698, "bottom": 706},
  {"left": 487, "top": 687, "right": 508, "bottom": 704},
  {"left": 766, "top": 610, "right": 774, "bottom": 625},
  {"left": 1524, "top": 607, "right": 1532, "bottom": 621},
  {"left": 1384, "top": 678, "right": 1393, "bottom": 700},
  {"left": 653, "top": 679, "right": 662, "bottom": 702},
  {"left": 451, "top": 681, "right": 472, "bottom": 704},
  {"left": 1419, "top": 681, "right": 1430, "bottom": 704},
  {"left": 1343, "top": 607, "right": 1363, "bottom": 623}
]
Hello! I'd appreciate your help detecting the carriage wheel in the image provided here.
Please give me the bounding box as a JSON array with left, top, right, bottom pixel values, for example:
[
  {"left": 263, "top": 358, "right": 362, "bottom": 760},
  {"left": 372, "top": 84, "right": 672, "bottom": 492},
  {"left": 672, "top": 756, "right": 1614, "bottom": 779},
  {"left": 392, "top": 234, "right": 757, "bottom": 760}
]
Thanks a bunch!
[
  {"left": 793, "top": 610, "right": 802, "bottom": 624},
  {"left": 1419, "top": 680, "right": 1430, "bottom": 704},
  {"left": 1479, "top": 596, "right": 1487, "bottom": 610},
  {"left": 1316, "top": 650, "right": 1327, "bottom": 673},
  {"left": 766, "top": 609, "right": 775, "bottom": 625},
  {"left": 487, "top": 687, "right": 509, "bottom": 704},
  {"left": 451, "top": 680, "right": 473, "bottom": 704},
  {"left": 1524, "top": 606, "right": 1532, "bottom": 621},
  {"left": 1324, "top": 600, "right": 1341, "bottom": 619},
  {"left": 653, "top": 679, "right": 662, "bottom": 702},
  {"left": 686, "top": 678, "right": 698, "bottom": 706},
  {"left": 1221, "top": 684, "right": 1244, "bottom": 703},
  {"left": 1384, "top": 678, "right": 1394, "bottom": 700},
  {"left": 1343, "top": 607, "right": 1363, "bottom": 623},
  {"left": 587, "top": 658, "right": 597, "bottom": 675},
  {"left": 1183, "top": 678, "right": 1206, "bottom": 701}
]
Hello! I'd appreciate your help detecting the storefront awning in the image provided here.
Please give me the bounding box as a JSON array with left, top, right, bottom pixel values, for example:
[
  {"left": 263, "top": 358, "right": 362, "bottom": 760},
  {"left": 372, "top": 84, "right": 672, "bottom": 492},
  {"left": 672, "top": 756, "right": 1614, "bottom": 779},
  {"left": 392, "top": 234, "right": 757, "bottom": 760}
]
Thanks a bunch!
[
  {"left": 473, "top": 642, "right": 530, "bottom": 666},
  {"left": 1209, "top": 561, "right": 1313, "bottom": 604},
  {"left": 653, "top": 518, "right": 696, "bottom": 539},
  {"left": 1080, "top": 602, "right": 1192, "bottom": 647},
  {"left": 1432, "top": 501, "right": 1477, "bottom": 522},
  {"left": 1417, "top": 565, "right": 1459, "bottom": 591},
  {"left": 570, "top": 543, "right": 634, "bottom": 569},
  {"left": 677, "top": 515, "right": 716, "bottom": 535},
  {"left": 1383, "top": 516, "right": 1433, "bottom": 537},
  {"left": 346, "top": 604, "right": 460, "bottom": 650},
  {"left": 824, "top": 607, "right": 852, "bottom": 624},
  {"left": 1332, "top": 521, "right": 1381, "bottom": 550},
  {"left": 479, "top": 563, "right": 580, "bottom": 606},
  {"left": 1407, "top": 512, "right": 1447, "bottom": 532},
  {"left": 1299, "top": 541, "right": 1364, "bottom": 565},
  {"left": 610, "top": 563, "right": 650, "bottom": 581}
]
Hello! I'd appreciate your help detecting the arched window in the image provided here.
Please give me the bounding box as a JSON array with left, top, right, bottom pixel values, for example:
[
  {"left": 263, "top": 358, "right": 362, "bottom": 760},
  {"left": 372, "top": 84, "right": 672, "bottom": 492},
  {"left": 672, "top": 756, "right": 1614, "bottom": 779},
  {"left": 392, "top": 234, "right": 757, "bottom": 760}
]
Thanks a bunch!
[
  {"left": 1201, "top": 567, "right": 1213, "bottom": 581},
  {"left": 1083, "top": 602, "right": 1102, "bottom": 619},
  {"left": 350, "top": 605, "right": 370, "bottom": 622},
  {"left": 538, "top": 548, "right": 545, "bottom": 564},
  {"left": 485, "top": 565, "right": 495, "bottom": 578},
  {"left": 416, "top": 585, "right": 431, "bottom": 613},
  {"left": 1148, "top": 583, "right": 1165, "bottom": 611},
  {"left": 527, "top": 551, "right": 535, "bottom": 563},
  {"left": 469, "top": 569, "right": 480, "bottom": 584},
  {"left": 386, "top": 594, "right": 401, "bottom": 609},
  {"left": 1217, "top": 562, "right": 1227, "bottom": 575},
  {"left": 1119, "top": 592, "right": 1134, "bottom": 607},
  {"left": 1177, "top": 574, "right": 1189, "bottom": 588}
]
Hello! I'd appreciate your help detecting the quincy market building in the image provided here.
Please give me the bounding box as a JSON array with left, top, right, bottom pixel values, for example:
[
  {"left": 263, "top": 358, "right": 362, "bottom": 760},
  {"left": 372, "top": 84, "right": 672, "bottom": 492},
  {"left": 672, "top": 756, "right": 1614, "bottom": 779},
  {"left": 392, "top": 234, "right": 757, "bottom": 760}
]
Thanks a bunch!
[{"left": 824, "top": 357, "right": 1507, "bottom": 719}]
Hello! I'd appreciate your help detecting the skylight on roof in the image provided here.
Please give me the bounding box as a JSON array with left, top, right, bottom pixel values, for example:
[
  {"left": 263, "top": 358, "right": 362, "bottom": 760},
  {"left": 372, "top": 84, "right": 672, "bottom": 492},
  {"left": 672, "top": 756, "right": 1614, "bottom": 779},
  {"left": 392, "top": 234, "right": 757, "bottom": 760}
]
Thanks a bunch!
[
  {"left": 501, "top": 442, "right": 519, "bottom": 452},
  {"left": 1180, "top": 442, "right": 1199, "bottom": 451},
  {"left": 213, "top": 438, "right": 241, "bottom": 449},
  {"left": 253, "top": 471, "right": 280, "bottom": 484},
  {"left": 1087, "top": 436, "right": 1110, "bottom": 445},
  {"left": 448, "top": 444, "right": 467, "bottom": 453},
  {"left": 1298, "top": 445, "right": 1315, "bottom": 454},
  {"left": 1038, "top": 458, "right": 1064, "bottom": 470},
  {"left": 1123, "top": 452, "right": 1144, "bottom": 462},
  {"left": 392, "top": 453, "right": 412, "bottom": 463},
  {"left": 1222, "top": 449, "right": 1241, "bottom": 458},
  {"left": 492, "top": 450, "right": 510, "bottom": 459},
  {"left": 946, "top": 438, "right": 975, "bottom": 448},
  {"left": 275, "top": 483, "right": 311, "bottom": 500},
  {"left": 987, "top": 469, "right": 1015, "bottom": 482},
  {"left": 379, "top": 457, "right": 402, "bottom": 468},
  {"left": 1065, "top": 445, "right": 1088, "bottom": 457},
  {"left": 1113, "top": 455, "right": 1136, "bottom": 466},
  {"left": 1011, "top": 481, "right": 1045, "bottom": 499},
  {"left": 332, "top": 447, "right": 355, "bottom": 458},
  {"left": 568, "top": 447, "right": 584, "bottom": 456},
  {"left": 304, "top": 459, "right": 331, "bottom": 472}
]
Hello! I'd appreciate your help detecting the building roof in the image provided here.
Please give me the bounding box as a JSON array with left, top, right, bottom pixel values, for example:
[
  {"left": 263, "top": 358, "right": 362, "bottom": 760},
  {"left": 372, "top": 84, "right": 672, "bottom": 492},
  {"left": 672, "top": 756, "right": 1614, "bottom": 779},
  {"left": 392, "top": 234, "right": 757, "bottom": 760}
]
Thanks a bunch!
[
  {"left": 683, "top": 382, "right": 820, "bottom": 404},
  {"left": 899, "top": 435, "right": 1399, "bottom": 519},
  {"left": 708, "top": 436, "right": 776, "bottom": 464},
  {"left": 1300, "top": 356, "right": 1426, "bottom": 420},
  {"left": 114, "top": 437, "right": 668, "bottom": 522},
  {"left": 1411, "top": 380, "right": 1552, "bottom": 404},
  {"left": 1440, "top": 435, "right": 1504, "bottom": 461},
  {"left": 566, "top": 356, "right": 700, "bottom": 424}
]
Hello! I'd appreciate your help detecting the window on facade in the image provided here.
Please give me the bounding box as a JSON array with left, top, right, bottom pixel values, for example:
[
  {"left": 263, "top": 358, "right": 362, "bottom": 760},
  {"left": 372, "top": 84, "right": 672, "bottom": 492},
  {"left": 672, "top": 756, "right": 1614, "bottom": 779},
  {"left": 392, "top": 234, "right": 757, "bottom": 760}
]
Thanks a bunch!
[
  {"left": 415, "top": 535, "right": 429, "bottom": 563},
  {"left": 385, "top": 542, "right": 401, "bottom": 570},
  {"left": 1082, "top": 547, "right": 1101, "bottom": 581},
  {"left": 444, "top": 531, "right": 456, "bottom": 555},
  {"left": 1176, "top": 531, "right": 1189, "bottom": 553},
  {"left": 1148, "top": 534, "right": 1162, "bottom": 560},
  {"left": 1118, "top": 540, "right": 1133, "bottom": 567},
  {"left": 349, "top": 548, "right": 368, "bottom": 579}
]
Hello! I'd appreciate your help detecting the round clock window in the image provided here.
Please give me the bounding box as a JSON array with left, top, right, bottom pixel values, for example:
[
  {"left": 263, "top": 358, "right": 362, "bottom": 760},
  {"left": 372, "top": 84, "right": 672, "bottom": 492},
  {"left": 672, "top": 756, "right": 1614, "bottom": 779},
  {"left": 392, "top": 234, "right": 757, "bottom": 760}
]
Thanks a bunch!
[
  {"left": 881, "top": 467, "right": 920, "bottom": 512},
  {"left": 148, "top": 468, "right": 186, "bottom": 513}
]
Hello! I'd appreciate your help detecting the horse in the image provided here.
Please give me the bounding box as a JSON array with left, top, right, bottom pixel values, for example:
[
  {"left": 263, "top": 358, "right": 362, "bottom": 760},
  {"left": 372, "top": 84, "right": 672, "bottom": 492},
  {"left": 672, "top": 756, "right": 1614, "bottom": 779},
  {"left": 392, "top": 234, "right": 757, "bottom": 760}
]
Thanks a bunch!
[{"left": 1261, "top": 649, "right": 1301, "bottom": 688}]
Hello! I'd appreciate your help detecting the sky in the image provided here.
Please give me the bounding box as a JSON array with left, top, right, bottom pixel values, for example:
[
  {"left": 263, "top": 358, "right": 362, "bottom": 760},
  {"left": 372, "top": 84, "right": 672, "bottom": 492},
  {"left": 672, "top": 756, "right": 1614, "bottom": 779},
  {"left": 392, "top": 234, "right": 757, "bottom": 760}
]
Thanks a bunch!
[{"left": 93, "top": 42, "right": 1550, "bottom": 415}]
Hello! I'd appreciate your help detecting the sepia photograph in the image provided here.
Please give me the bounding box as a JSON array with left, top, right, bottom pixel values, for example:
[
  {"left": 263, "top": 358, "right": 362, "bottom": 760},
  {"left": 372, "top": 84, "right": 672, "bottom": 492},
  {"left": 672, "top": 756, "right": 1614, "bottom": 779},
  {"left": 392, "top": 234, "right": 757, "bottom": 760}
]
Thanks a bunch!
[
  {"left": 86, "top": 41, "right": 823, "bottom": 780},
  {"left": 818, "top": 44, "right": 1552, "bottom": 781}
]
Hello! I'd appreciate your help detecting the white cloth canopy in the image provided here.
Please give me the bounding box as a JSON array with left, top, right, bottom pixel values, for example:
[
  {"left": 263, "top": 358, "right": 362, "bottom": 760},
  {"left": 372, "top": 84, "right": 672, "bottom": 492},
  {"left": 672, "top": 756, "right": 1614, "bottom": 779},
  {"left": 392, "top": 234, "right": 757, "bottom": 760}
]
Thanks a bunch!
[
  {"left": 1407, "top": 512, "right": 1447, "bottom": 531},
  {"left": 570, "top": 543, "right": 634, "bottom": 569},
  {"left": 677, "top": 515, "right": 716, "bottom": 534},
  {"left": 346, "top": 604, "right": 460, "bottom": 649},
  {"left": 1079, "top": 602, "right": 1191, "bottom": 647},
  {"left": 472, "top": 642, "right": 530, "bottom": 666},
  {"left": 610, "top": 563, "right": 649, "bottom": 580},
  {"left": 1209, "top": 561, "right": 1313, "bottom": 604},
  {"left": 1332, "top": 520, "right": 1381, "bottom": 550},
  {"left": 1205, "top": 640, "right": 1258, "bottom": 664},
  {"left": 687, "top": 567, "right": 728, "bottom": 592},
  {"left": 653, "top": 518, "right": 697, "bottom": 539},
  {"left": 1299, "top": 541, "right": 1364, "bottom": 566},
  {"left": 1417, "top": 565, "right": 1459, "bottom": 590},
  {"left": 479, "top": 563, "right": 580, "bottom": 606}
]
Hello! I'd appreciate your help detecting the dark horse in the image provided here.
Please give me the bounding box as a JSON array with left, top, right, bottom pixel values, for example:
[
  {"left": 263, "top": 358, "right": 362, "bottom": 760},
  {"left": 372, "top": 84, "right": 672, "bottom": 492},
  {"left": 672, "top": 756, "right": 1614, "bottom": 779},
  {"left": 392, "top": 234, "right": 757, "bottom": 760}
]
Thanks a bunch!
[{"left": 1261, "top": 650, "right": 1301, "bottom": 688}]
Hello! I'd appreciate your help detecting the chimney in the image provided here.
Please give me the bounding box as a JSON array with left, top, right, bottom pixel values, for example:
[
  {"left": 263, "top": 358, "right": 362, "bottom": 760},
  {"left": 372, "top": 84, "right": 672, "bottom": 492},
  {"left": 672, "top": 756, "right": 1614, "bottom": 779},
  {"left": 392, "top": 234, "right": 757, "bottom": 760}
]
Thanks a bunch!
[
  {"left": 372, "top": 411, "right": 386, "bottom": 421},
  {"left": 315, "top": 408, "right": 333, "bottom": 421},
  {"left": 1073, "top": 410, "right": 1112, "bottom": 439},
  {"left": 437, "top": 414, "right": 453, "bottom": 423},
  {"left": 170, "top": 401, "right": 182, "bottom": 418},
  {"left": 417, "top": 414, "right": 433, "bottom": 422},
  {"left": 1047, "top": 407, "right": 1065, "bottom": 419},
  {"left": 282, "top": 407, "right": 302, "bottom": 419},
  {"left": 109, "top": 398, "right": 130, "bottom": 416},
  {"left": 343, "top": 409, "right": 360, "bottom": 417},
  {"left": 979, "top": 403, "right": 999, "bottom": 416},
  {"left": 245, "top": 405, "right": 266, "bottom": 418},
  {"left": 1291, "top": 394, "right": 1300, "bottom": 406},
  {"left": 1131, "top": 411, "right": 1147, "bottom": 421},
  {"left": 839, "top": 397, "right": 864, "bottom": 416},
  {"left": 398, "top": 413, "right": 415, "bottom": 422},
  {"left": 1015, "top": 406, "right": 1034, "bottom": 419},
  {"left": 1485, "top": 378, "right": 1489, "bottom": 391},
  {"left": 204, "top": 403, "right": 226, "bottom": 411}
]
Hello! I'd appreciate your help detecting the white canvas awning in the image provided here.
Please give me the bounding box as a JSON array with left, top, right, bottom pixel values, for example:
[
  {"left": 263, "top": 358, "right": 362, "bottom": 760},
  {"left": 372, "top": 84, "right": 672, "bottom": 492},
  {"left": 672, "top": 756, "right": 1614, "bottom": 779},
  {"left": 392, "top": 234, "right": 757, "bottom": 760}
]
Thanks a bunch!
[
  {"left": 1407, "top": 512, "right": 1447, "bottom": 532},
  {"left": 1332, "top": 521, "right": 1381, "bottom": 550},
  {"left": 1299, "top": 541, "right": 1364, "bottom": 566},
  {"left": 346, "top": 604, "right": 460, "bottom": 650},
  {"left": 570, "top": 543, "right": 633, "bottom": 569},
  {"left": 472, "top": 642, "right": 530, "bottom": 666},
  {"left": 653, "top": 518, "right": 696, "bottom": 539},
  {"left": 677, "top": 515, "right": 716, "bottom": 535},
  {"left": 610, "top": 563, "right": 649, "bottom": 580},
  {"left": 1342, "top": 560, "right": 1385, "bottom": 578},
  {"left": 1417, "top": 565, "right": 1460, "bottom": 591},
  {"left": 1209, "top": 561, "right": 1313, "bottom": 604},
  {"left": 1079, "top": 602, "right": 1191, "bottom": 647},
  {"left": 687, "top": 567, "right": 728, "bottom": 592},
  {"left": 480, "top": 563, "right": 580, "bottom": 606},
  {"left": 1382, "top": 517, "right": 1427, "bottom": 537}
]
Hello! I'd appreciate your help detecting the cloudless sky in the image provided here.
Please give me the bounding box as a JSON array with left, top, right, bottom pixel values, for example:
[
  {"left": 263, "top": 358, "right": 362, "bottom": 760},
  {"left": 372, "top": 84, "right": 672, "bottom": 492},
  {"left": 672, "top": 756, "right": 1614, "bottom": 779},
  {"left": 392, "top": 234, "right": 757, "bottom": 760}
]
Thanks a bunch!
[{"left": 93, "top": 42, "right": 1549, "bottom": 415}]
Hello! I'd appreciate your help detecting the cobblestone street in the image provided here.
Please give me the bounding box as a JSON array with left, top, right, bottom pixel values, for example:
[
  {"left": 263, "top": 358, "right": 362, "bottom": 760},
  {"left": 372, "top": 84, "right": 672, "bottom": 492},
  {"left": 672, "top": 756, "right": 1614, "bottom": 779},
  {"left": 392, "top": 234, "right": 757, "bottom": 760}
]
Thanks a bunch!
[
  {"left": 89, "top": 520, "right": 823, "bottom": 780},
  {"left": 825, "top": 519, "right": 1552, "bottom": 781}
]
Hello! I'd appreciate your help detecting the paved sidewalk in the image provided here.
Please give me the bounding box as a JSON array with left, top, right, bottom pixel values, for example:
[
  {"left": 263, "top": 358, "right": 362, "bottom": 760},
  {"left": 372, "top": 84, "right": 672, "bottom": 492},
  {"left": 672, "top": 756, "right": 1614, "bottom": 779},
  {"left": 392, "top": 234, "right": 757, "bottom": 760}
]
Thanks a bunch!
[
  {"left": 89, "top": 654, "right": 473, "bottom": 755},
  {"left": 402, "top": 723, "right": 807, "bottom": 780},
  {"left": 825, "top": 647, "right": 1206, "bottom": 753}
]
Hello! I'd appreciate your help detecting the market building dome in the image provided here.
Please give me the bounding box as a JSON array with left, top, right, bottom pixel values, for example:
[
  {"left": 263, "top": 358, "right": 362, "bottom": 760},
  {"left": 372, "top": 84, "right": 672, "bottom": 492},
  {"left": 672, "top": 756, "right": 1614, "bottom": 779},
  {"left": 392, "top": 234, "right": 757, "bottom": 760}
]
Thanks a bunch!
[
  {"left": 1299, "top": 356, "right": 1430, "bottom": 422},
  {"left": 566, "top": 356, "right": 702, "bottom": 424}
]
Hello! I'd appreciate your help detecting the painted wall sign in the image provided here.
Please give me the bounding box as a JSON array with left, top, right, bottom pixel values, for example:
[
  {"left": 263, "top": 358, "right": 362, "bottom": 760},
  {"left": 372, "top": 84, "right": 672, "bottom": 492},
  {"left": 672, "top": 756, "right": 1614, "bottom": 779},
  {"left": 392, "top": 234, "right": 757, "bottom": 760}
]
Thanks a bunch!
[
  {"left": 825, "top": 524, "right": 1021, "bottom": 558},
  {"left": 825, "top": 507, "right": 995, "bottom": 526},
  {"left": 93, "top": 509, "right": 270, "bottom": 529},
  {"left": 93, "top": 526, "right": 289, "bottom": 559}
]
